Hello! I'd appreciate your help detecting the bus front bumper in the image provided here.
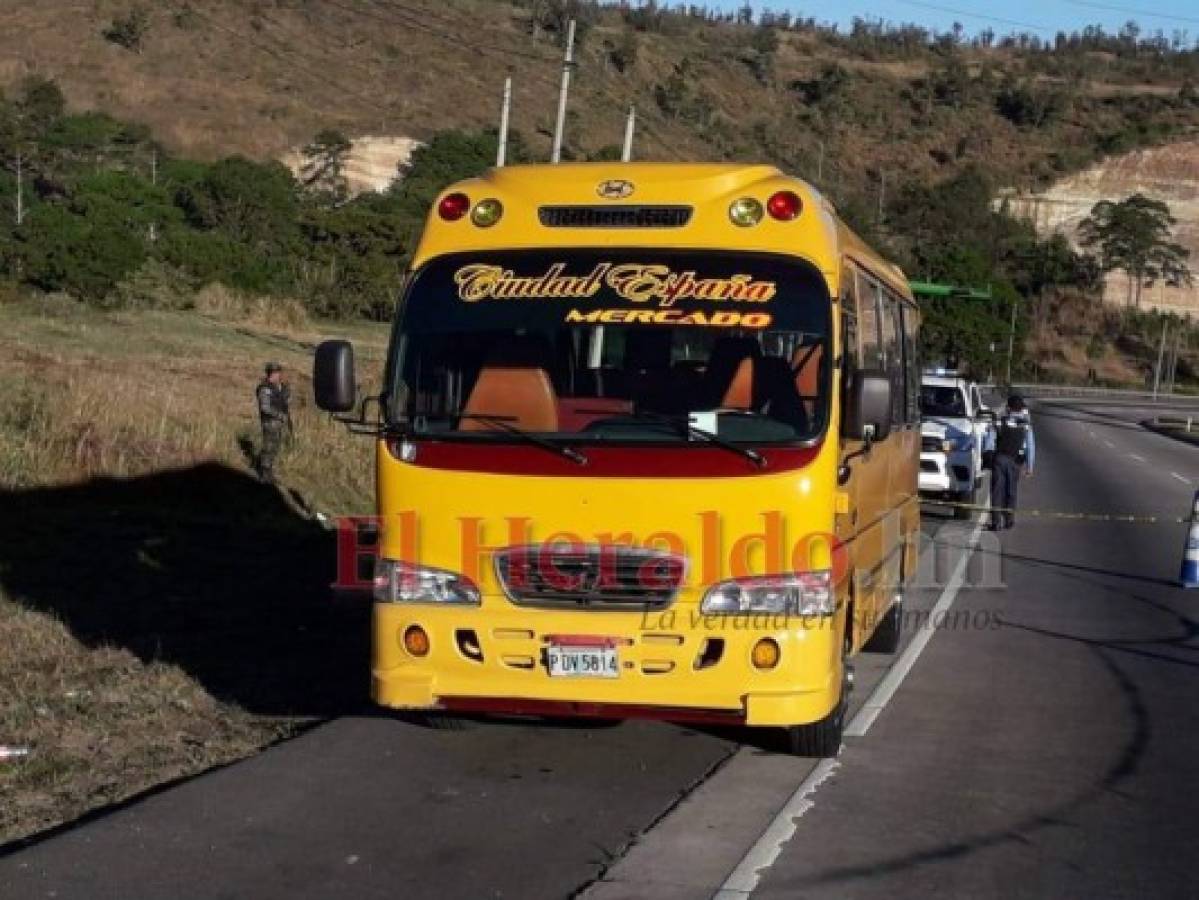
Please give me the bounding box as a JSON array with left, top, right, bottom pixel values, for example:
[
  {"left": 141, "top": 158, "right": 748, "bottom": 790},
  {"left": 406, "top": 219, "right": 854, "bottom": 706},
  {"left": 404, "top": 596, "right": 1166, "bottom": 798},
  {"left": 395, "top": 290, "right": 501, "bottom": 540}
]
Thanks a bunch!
[{"left": 372, "top": 603, "right": 844, "bottom": 727}]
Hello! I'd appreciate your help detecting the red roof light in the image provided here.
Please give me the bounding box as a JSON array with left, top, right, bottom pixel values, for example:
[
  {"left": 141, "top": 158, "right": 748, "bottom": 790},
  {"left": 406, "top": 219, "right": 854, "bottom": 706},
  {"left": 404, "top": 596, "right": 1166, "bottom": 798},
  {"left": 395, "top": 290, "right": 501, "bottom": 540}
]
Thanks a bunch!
[
  {"left": 766, "top": 190, "right": 802, "bottom": 221},
  {"left": 438, "top": 192, "right": 470, "bottom": 221}
]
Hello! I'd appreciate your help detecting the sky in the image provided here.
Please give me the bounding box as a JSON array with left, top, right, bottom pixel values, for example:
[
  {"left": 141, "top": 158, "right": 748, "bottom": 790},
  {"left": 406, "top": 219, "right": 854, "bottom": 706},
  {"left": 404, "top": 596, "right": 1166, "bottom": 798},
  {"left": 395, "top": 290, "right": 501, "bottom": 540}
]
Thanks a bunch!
[{"left": 787, "top": 0, "right": 1199, "bottom": 42}]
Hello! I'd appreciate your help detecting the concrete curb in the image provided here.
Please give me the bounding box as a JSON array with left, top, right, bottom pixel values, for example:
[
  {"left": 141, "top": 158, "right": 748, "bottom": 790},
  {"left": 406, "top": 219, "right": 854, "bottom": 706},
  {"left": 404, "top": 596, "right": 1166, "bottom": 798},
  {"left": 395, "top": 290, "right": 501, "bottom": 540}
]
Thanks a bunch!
[{"left": 1142, "top": 418, "right": 1199, "bottom": 447}]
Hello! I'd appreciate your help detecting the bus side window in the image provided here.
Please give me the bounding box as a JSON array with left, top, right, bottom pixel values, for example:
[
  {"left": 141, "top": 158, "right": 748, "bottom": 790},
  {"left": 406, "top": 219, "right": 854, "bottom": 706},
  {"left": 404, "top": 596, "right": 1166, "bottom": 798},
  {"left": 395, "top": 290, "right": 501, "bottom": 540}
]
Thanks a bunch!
[
  {"left": 880, "top": 288, "right": 904, "bottom": 426},
  {"left": 839, "top": 266, "right": 857, "bottom": 373},
  {"left": 901, "top": 303, "right": 920, "bottom": 424},
  {"left": 855, "top": 270, "right": 883, "bottom": 371}
]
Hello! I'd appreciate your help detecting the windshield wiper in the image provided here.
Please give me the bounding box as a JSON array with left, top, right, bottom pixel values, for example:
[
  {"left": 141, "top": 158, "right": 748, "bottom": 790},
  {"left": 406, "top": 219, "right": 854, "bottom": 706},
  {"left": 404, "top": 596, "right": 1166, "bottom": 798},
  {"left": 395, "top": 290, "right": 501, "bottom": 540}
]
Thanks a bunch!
[
  {"left": 618, "top": 409, "right": 767, "bottom": 468},
  {"left": 456, "top": 413, "right": 589, "bottom": 466}
]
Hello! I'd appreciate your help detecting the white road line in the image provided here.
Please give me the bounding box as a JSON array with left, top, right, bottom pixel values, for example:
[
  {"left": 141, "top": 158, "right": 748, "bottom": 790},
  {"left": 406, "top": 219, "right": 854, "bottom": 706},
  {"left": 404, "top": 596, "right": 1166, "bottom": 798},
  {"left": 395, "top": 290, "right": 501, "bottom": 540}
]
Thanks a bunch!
[
  {"left": 1130, "top": 453, "right": 1145, "bottom": 462},
  {"left": 1172, "top": 472, "right": 1190, "bottom": 484},
  {"left": 712, "top": 510, "right": 988, "bottom": 898},
  {"left": 1104, "top": 440, "right": 1115, "bottom": 448},
  {"left": 846, "top": 513, "right": 987, "bottom": 737},
  {"left": 712, "top": 759, "right": 841, "bottom": 899}
]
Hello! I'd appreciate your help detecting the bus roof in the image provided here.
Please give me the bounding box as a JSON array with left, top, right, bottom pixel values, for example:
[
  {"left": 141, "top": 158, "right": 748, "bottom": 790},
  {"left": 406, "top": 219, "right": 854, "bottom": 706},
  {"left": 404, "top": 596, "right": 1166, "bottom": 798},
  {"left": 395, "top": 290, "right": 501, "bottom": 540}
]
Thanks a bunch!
[{"left": 411, "top": 162, "right": 910, "bottom": 299}]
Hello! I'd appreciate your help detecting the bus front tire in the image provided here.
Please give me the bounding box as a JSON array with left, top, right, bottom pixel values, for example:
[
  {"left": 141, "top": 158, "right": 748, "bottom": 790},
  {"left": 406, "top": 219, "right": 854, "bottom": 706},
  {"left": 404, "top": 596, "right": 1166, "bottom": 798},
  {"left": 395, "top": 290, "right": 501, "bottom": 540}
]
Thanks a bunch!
[
  {"left": 781, "top": 667, "right": 848, "bottom": 758},
  {"left": 414, "top": 712, "right": 471, "bottom": 731},
  {"left": 863, "top": 595, "right": 902, "bottom": 654}
]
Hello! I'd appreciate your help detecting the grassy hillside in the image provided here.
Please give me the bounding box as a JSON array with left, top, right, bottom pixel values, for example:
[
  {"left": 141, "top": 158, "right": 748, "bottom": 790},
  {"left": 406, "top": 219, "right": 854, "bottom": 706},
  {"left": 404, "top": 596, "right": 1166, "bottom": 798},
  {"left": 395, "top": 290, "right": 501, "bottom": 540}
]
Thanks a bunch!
[
  {"left": 1, "top": 2, "right": 1196, "bottom": 365},
  {"left": 1, "top": 0, "right": 1195, "bottom": 191},
  {"left": 0, "top": 297, "right": 387, "bottom": 845}
]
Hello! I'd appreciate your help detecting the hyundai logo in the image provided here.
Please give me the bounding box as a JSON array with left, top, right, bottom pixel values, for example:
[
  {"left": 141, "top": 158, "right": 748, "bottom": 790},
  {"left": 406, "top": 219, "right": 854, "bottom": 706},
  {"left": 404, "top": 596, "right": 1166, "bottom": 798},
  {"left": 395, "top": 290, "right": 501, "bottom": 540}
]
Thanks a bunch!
[{"left": 596, "top": 179, "right": 635, "bottom": 200}]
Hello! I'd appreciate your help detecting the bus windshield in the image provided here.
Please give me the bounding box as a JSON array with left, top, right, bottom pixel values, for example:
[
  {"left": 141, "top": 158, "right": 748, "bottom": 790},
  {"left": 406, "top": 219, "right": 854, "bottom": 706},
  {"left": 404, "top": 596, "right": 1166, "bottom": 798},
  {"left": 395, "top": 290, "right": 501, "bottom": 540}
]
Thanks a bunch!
[{"left": 388, "top": 249, "right": 833, "bottom": 445}]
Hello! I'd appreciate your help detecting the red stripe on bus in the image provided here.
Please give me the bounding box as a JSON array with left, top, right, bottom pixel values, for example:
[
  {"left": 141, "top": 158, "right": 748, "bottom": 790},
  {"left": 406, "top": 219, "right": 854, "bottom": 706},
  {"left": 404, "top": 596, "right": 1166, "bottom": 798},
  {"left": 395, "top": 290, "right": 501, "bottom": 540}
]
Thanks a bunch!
[
  {"left": 390, "top": 441, "right": 821, "bottom": 477},
  {"left": 438, "top": 696, "right": 746, "bottom": 725}
]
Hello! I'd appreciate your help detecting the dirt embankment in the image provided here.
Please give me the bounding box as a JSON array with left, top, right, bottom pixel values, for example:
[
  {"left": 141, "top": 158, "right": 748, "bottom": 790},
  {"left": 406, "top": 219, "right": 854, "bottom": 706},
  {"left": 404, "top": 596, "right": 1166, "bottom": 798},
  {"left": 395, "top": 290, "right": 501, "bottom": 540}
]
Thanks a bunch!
[
  {"left": 1004, "top": 140, "right": 1199, "bottom": 315},
  {"left": 280, "top": 135, "right": 423, "bottom": 195}
]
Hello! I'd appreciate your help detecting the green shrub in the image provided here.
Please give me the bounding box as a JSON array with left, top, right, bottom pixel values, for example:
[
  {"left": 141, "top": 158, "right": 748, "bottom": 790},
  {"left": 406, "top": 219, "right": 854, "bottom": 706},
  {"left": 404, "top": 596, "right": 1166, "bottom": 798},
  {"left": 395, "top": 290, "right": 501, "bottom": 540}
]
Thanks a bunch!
[
  {"left": 995, "top": 79, "right": 1068, "bottom": 128},
  {"left": 18, "top": 204, "right": 146, "bottom": 302},
  {"left": 103, "top": 6, "right": 150, "bottom": 52},
  {"left": 105, "top": 259, "right": 196, "bottom": 310}
]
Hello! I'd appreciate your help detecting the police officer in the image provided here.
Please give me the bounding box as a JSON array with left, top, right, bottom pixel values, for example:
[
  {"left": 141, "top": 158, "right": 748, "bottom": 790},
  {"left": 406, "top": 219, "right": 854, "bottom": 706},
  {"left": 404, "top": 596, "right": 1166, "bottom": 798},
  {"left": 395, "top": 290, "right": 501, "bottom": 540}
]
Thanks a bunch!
[
  {"left": 256, "top": 362, "right": 291, "bottom": 484},
  {"left": 989, "top": 394, "right": 1035, "bottom": 530}
]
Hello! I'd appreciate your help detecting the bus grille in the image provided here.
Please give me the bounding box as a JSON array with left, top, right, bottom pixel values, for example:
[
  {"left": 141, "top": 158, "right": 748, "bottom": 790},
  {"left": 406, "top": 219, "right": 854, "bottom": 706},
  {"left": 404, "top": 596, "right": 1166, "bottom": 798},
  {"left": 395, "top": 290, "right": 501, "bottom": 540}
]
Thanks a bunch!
[
  {"left": 494, "top": 545, "right": 686, "bottom": 610},
  {"left": 538, "top": 205, "right": 693, "bottom": 228}
]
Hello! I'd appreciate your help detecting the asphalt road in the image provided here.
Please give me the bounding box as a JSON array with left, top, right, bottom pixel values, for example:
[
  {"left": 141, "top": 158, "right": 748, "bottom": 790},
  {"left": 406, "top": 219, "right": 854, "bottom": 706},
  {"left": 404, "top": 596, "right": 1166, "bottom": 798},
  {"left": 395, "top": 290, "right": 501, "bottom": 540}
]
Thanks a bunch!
[
  {"left": 744, "top": 399, "right": 1199, "bottom": 899},
  {"left": 2, "top": 399, "right": 1197, "bottom": 899}
]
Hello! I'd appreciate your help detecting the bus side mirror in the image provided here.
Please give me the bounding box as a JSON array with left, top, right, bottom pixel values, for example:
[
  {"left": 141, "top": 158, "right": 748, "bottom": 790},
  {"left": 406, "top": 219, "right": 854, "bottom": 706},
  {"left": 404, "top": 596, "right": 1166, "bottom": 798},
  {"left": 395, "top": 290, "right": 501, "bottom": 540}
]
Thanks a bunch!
[
  {"left": 844, "top": 370, "right": 892, "bottom": 442},
  {"left": 314, "top": 340, "right": 356, "bottom": 413}
]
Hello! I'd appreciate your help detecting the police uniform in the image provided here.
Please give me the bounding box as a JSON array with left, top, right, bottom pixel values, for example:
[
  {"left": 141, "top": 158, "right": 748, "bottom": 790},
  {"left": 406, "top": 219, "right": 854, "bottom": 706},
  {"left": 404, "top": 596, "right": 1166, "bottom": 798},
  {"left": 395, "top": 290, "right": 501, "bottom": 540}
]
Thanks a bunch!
[
  {"left": 256, "top": 365, "right": 291, "bottom": 483},
  {"left": 989, "top": 403, "right": 1035, "bottom": 530}
]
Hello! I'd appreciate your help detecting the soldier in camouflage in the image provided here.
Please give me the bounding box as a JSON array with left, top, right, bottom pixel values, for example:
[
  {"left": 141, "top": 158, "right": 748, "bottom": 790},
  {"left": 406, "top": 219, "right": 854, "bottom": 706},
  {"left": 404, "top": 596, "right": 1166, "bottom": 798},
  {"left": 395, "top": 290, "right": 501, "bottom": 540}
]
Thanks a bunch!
[{"left": 256, "top": 362, "right": 291, "bottom": 484}]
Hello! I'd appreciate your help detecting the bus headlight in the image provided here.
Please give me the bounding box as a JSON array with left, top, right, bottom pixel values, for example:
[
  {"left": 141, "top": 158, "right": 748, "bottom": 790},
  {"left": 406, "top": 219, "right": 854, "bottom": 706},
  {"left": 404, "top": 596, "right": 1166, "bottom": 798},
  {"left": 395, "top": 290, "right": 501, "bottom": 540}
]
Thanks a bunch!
[
  {"left": 374, "top": 559, "right": 481, "bottom": 605},
  {"left": 701, "top": 570, "right": 834, "bottom": 616}
]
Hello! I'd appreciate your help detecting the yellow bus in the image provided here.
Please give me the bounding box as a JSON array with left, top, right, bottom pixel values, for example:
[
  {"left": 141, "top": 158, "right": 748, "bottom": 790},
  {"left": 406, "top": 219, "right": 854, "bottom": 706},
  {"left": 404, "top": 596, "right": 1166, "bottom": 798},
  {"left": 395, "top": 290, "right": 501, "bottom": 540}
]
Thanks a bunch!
[{"left": 315, "top": 163, "right": 920, "bottom": 756}]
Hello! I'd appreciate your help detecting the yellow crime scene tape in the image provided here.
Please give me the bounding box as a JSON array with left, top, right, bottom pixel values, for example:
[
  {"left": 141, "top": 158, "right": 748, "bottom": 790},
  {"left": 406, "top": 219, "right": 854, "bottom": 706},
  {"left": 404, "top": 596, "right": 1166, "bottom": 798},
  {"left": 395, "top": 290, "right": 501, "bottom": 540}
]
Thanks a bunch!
[{"left": 923, "top": 499, "right": 1193, "bottom": 525}]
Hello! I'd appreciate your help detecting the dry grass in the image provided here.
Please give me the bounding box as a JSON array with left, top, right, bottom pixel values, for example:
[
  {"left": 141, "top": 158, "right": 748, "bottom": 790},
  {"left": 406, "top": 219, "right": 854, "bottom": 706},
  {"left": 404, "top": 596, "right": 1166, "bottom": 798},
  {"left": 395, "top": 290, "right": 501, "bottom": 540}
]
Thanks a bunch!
[
  {"left": 0, "top": 295, "right": 388, "bottom": 846},
  {"left": 193, "top": 283, "right": 310, "bottom": 330},
  {"left": 0, "top": 294, "right": 383, "bottom": 506},
  {"left": 1, "top": 0, "right": 1190, "bottom": 185},
  {"left": 0, "top": 605, "right": 291, "bottom": 843}
]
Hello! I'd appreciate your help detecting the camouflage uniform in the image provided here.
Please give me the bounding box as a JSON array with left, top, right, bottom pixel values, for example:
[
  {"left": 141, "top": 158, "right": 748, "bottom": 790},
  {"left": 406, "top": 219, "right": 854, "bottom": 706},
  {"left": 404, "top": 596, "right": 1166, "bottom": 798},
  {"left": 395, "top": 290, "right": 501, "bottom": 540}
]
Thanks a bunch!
[{"left": 256, "top": 372, "right": 291, "bottom": 483}]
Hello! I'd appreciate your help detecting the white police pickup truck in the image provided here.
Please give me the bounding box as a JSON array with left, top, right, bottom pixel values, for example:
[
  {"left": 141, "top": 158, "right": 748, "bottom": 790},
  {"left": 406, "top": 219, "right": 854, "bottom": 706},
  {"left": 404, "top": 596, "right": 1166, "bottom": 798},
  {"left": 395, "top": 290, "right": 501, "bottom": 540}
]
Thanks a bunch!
[{"left": 919, "top": 372, "right": 994, "bottom": 519}]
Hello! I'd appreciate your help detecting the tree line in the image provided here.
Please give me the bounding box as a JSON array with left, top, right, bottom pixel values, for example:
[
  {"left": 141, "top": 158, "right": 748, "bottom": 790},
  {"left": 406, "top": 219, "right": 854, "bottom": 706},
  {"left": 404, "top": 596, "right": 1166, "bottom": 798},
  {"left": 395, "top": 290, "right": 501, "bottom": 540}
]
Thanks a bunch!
[
  {"left": 0, "top": 75, "right": 1191, "bottom": 380},
  {"left": 0, "top": 78, "right": 521, "bottom": 320}
]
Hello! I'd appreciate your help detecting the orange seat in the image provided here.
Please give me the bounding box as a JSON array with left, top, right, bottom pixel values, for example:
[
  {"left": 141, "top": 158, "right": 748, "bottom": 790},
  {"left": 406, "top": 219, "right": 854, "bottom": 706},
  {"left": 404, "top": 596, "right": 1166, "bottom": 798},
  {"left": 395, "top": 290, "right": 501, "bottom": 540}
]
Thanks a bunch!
[
  {"left": 721, "top": 357, "right": 756, "bottom": 409},
  {"left": 702, "top": 337, "right": 761, "bottom": 409},
  {"left": 461, "top": 339, "right": 559, "bottom": 432}
]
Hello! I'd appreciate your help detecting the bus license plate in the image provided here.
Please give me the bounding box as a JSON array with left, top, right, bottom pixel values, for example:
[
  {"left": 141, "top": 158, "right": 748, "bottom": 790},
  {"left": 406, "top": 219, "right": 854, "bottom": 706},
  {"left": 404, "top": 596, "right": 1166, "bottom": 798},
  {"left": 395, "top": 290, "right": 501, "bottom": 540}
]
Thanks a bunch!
[{"left": 546, "top": 645, "right": 619, "bottom": 678}]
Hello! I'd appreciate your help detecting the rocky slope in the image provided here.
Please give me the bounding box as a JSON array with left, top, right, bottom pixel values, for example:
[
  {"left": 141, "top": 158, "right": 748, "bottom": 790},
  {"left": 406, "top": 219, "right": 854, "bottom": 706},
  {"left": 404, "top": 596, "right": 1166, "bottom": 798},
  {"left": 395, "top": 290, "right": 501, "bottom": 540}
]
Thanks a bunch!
[
  {"left": 280, "top": 135, "right": 422, "bottom": 195},
  {"left": 1004, "top": 140, "right": 1199, "bottom": 314}
]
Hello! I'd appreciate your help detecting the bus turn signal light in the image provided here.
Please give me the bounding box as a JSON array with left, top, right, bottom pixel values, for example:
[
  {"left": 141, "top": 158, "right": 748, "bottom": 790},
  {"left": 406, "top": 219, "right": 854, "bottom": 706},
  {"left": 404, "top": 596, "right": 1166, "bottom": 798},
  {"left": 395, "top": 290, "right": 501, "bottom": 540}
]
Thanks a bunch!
[
  {"left": 767, "top": 190, "right": 802, "bottom": 221},
  {"left": 404, "top": 625, "right": 430, "bottom": 657},
  {"left": 438, "top": 192, "right": 470, "bottom": 221},
  {"left": 752, "top": 638, "right": 780, "bottom": 670}
]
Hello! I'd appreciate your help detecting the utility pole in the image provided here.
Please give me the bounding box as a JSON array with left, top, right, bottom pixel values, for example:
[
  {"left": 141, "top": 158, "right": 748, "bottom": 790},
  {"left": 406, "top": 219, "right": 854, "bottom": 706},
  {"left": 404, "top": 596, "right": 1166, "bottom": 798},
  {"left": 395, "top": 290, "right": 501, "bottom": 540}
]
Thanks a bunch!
[
  {"left": 1005, "top": 297, "right": 1018, "bottom": 386},
  {"left": 14, "top": 151, "right": 23, "bottom": 226},
  {"left": 621, "top": 105, "right": 635, "bottom": 162},
  {"left": 150, "top": 148, "right": 157, "bottom": 186},
  {"left": 1153, "top": 320, "right": 1169, "bottom": 398},
  {"left": 1168, "top": 327, "right": 1182, "bottom": 394},
  {"left": 550, "top": 19, "right": 576, "bottom": 164},
  {"left": 496, "top": 77, "right": 512, "bottom": 167}
]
